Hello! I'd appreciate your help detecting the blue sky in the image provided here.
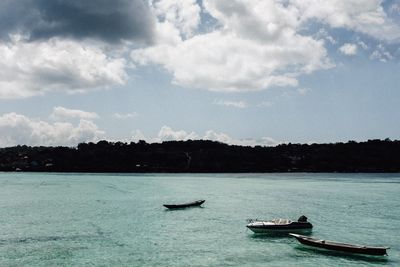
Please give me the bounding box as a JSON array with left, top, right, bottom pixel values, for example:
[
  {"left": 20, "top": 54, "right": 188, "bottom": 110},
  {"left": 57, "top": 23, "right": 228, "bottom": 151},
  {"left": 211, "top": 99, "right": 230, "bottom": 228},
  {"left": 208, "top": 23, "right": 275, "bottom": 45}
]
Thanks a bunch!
[{"left": 0, "top": 0, "right": 399, "bottom": 147}]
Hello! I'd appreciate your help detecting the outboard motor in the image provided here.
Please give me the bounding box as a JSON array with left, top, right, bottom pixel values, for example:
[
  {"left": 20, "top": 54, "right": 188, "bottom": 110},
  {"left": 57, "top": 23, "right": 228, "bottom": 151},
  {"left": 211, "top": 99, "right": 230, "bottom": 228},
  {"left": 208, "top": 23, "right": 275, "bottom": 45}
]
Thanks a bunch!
[{"left": 298, "top": 215, "right": 308, "bottom": 222}]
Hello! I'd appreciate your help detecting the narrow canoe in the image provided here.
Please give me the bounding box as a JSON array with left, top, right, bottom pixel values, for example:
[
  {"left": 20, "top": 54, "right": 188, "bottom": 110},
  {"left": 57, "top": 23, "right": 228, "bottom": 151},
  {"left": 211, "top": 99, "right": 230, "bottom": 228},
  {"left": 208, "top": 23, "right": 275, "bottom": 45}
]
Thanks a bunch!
[
  {"left": 290, "top": 233, "right": 389, "bottom": 256},
  {"left": 163, "top": 200, "right": 205, "bottom": 209}
]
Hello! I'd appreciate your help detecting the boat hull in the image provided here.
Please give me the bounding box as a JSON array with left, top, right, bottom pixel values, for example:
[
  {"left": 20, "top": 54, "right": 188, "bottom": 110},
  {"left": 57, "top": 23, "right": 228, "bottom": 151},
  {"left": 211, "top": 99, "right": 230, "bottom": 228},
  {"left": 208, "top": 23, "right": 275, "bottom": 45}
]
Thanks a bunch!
[
  {"left": 290, "top": 234, "right": 389, "bottom": 256},
  {"left": 248, "top": 226, "right": 312, "bottom": 234},
  {"left": 163, "top": 200, "right": 205, "bottom": 209},
  {"left": 247, "top": 221, "right": 313, "bottom": 234}
]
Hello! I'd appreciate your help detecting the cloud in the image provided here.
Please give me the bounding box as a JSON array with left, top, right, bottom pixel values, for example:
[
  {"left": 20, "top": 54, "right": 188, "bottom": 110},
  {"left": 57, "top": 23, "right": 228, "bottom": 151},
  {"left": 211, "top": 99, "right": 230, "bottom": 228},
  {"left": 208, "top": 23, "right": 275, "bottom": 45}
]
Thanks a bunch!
[
  {"left": 358, "top": 40, "right": 369, "bottom": 50},
  {"left": 0, "top": 37, "right": 127, "bottom": 99},
  {"left": 50, "top": 106, "right": 99, "bottom": 120},
  {"left": 339, "top": 43, "right": 358, "bottom": 55},
  {"left": 389, "top": 3, "right": 400, "bottom": 14},
  {"left": 0, "top": 0, "right": 155, "bottom": 43},
  {"left": 132, "top": 126, "right": 200, "bottom": 143},
  {"left": 152, "top": 0, "right": 201, "bottom": 38},
  {"left": 297, "top": 87, "right": 311, "bottom": 95},
  {"left": 291, "top": 0, "right": 400, "bottom": 42},
  {"left": 370, "top": 44, "right": 394, "bottom": 62},
  {"left": 315, "top": 28, "right": 337, "bottom": 44},
  {"left": 130, "top": 126, "right": 280, "bottom": 146},
  {"left": 131, "top": 0, "right": 400, "bottom": 92},
  {"left": 0, "top": 112, "right": 104, "bottom": 147},
  {"left": 131, "top": 129, "right": 147, "bottom": 141},
  {"left": 113, "top": 112, "right": 138, "bottom": 119},
  {"left": 1, "top": 0, "right": 398, "bottom": 99},
  {"left": 132, "top": 0, "right": 332, "bottom": 92},
  {"left": 158, "top": 126, "right": 199, "bottom": 141},
  {"left": 203, "top": 130, "right": 280, "bottom": 146},
  {"left": 214, "top": 99, "right": 247, "bottom": 108},
  {"left": 0, "top": 0, "right": 152, "bottom": 99}
]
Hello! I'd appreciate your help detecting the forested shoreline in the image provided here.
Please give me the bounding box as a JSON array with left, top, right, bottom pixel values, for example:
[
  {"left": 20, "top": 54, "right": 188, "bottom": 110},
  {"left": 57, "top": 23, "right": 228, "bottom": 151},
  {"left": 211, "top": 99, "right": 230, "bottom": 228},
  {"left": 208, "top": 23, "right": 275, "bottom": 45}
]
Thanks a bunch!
[{"left": 0, "top": 139, "right": 399, "bottom": 173}]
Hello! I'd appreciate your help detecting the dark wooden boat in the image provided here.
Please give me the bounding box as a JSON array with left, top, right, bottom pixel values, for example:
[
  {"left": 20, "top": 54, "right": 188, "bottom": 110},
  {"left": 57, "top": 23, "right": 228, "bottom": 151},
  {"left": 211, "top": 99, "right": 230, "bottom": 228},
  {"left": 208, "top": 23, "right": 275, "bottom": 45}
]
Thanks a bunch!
[
  {"left": 163, "top": 200, "right": 205, "bottom": 209},
  {"left": 290, "top": 233, "right": 389, "bottom": 256},
  {"left": 247, "top": 215, "right": 312, "bottom": 234}
]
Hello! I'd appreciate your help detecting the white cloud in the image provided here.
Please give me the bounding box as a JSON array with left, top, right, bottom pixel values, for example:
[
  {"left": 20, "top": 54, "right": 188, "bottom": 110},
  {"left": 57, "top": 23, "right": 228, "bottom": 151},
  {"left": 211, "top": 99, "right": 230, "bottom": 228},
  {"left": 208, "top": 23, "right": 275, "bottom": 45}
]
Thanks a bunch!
[
  {"left": 389, "top": 3, "right": 400, "bottom": 14},
  {"left": 203, "top": 130, "right": 280, "bottom": 146},
  {"left": 131, "top": 129, "right": 147, "bottom": 141},
  {"left": 130, "top": 127, "right": 199, "bottom": 143},
  {"left": 152, "top": 0, "right": 201, "bottom": 38},
  {"left": 315, "top": 28, "right": 337, "bottom": 44},
  {"left": 370, "top": 44, "right": 394, "bottom": 62},
  {"left": 325, "top": 36, "right": 337, "bottom": 45},
  {"left": 132, "top": 0, "right": 332, "bottom": 92},
  {"left": 131, "top": 0, "right": 400, "bottom": 93},
  {"left": 2, "top": 0, "right": 396, "bottom": 98},
  {"left": 0, "top": 36, "right": 127, "bottom": 99},
  {"left": 291, "top": 0, "right": 400, "bottom": 42},
  {"left": 0, "top": 113, "right": 105, "bottom": 147},
  {"left": 113, "top": 112, "right": 138, "bottom": 119},
  {"left": 339, "top": 43, "right": 358, "bottom": 55},
  {"left": 202, "top": 130, "right": 232, "bottom": 144},
  {"left": 130, "top": 126, "right": 280, "bottom": 147},
  {"left": 214, "top": 99, "right": 247, "bottom": 108},
  {"left": 297, "top": 87, "right": 311, "bottom": 95},
  {"left": 51, "top": 106, "right": 99, "bottom": 120},
  {"left": 158, "top": 126, "right": 199, "bottom": 141},
  {"left": 358, "top": 40, "right": 369, "bottom": 50}
]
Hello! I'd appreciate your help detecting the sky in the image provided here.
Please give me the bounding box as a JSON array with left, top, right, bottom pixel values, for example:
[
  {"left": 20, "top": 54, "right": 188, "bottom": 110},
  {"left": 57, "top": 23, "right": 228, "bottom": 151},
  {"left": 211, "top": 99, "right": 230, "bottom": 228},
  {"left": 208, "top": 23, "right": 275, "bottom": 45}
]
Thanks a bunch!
[{"left": 0, "top": 0, "right": 400, "bottom": 147}]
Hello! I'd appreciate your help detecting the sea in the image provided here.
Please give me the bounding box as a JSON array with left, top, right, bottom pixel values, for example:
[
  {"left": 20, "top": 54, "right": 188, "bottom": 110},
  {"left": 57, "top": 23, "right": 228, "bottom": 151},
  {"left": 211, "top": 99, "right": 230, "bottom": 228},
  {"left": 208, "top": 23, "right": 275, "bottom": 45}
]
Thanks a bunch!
[{"left": 0, "top": 172, "right": 398, "bottom": 266}]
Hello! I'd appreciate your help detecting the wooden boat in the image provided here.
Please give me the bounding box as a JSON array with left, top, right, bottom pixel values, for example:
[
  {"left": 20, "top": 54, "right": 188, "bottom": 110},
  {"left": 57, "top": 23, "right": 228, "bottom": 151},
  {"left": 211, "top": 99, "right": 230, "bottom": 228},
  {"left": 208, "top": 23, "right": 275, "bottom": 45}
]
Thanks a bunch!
[
  {"left": 247, "top": 215, "right": 312, "bottom": 234},
  {"left": 163, "top": 199, "right": 205, "bottom": 209},
  {"left": 289, "top": 233, "right": 389, "bottom": 256}
]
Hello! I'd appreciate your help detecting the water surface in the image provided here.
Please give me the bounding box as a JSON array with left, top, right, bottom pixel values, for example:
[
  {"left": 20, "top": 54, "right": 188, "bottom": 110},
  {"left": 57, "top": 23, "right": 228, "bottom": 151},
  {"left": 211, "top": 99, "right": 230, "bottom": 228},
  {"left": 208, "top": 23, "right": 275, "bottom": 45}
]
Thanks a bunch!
[{"left": 0, "top": 173, "right": 398, "bottom": 266}]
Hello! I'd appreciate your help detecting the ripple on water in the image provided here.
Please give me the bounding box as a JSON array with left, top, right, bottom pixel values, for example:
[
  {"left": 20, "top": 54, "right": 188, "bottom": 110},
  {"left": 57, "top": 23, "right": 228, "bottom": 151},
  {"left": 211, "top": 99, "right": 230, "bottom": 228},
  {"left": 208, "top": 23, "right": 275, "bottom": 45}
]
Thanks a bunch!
[{"left": 0, "top": 172, "right": 398, "bottom": 266}]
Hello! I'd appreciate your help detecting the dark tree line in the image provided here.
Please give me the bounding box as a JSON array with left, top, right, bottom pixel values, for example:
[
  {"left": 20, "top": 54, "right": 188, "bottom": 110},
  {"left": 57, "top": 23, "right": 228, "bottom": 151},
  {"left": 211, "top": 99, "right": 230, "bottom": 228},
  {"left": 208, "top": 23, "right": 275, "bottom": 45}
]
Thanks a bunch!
[{"left": 0, "top": 139, "right": 399, "bottom": 172}]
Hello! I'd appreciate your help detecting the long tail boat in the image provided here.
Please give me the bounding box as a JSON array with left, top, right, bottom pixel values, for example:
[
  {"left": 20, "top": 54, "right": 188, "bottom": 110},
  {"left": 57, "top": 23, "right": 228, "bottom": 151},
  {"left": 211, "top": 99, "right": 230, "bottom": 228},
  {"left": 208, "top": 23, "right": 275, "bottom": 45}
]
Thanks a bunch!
[
  {"left": 163, "top": 200, "right": 205, "bottom": 209},
  {"left": 290, "top": 233, "right": 389, "bottom": 256}
]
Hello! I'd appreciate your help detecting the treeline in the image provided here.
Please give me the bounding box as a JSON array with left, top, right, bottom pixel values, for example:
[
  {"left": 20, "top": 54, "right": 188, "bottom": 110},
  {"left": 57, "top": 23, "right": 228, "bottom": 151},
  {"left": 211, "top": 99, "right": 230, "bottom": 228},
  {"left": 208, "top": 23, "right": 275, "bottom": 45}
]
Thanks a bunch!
[{"left": 0, "top": 139, "right": 399, "bottom": 172}]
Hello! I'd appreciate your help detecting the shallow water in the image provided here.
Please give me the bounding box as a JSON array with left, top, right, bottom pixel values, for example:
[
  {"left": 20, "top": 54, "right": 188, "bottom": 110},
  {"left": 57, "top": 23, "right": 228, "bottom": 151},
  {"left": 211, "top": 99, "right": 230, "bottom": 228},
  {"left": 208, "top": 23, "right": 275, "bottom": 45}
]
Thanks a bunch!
[{"left": 0, "top": 172, "right": 398, "bottom": 266}]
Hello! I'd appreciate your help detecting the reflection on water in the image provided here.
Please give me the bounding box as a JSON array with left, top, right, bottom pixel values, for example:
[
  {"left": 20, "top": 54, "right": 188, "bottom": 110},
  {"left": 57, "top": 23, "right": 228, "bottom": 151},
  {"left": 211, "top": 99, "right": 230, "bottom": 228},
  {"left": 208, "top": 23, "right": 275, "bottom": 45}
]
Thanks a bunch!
[
  {"left": 164, "top": 206, "right": 205, "bottom": 212},
  {"left": 248, "top": 231, "right": 313, "bottom": 239}
]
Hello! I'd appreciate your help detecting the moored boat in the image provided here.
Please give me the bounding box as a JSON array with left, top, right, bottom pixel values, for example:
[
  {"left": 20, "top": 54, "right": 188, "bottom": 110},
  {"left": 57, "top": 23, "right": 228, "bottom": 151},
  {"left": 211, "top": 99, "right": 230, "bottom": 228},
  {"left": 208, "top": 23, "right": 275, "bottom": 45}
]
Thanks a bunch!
[
  {"left": 289, "top": 233, "right": 389, "bottom": 256},
  {"left": 246, "top": 215, "right": 313, "bottom": 234},
  {"left": 163, "top": 199, "right": 205, "bottom": 209}
]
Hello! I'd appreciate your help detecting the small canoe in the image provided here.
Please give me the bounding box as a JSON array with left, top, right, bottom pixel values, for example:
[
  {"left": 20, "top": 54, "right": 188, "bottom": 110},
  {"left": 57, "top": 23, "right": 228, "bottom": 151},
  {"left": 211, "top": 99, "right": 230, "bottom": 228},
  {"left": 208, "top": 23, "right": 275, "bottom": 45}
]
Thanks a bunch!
[
  {"left": 163, "top": 200, "right": 205, "bottom": 209},
  {"left": 290, "top": 233, "right": 389, "bottom": 256}
]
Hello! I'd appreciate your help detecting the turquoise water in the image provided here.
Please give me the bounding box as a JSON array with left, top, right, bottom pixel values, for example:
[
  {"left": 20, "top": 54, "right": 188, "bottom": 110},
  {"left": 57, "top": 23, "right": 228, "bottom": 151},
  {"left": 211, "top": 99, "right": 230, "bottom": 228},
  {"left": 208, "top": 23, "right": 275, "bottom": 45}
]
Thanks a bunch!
[{"left": 0, "top": 173, "right": 399, "bottom": 266}]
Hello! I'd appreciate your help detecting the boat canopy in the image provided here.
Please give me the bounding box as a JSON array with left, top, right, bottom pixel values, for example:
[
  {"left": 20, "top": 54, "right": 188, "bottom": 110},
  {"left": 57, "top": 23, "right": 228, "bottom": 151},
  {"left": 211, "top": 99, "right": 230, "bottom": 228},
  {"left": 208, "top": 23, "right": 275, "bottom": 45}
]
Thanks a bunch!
[{"left": 272, "top": 218, "right": 292, "bottom": 225}]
